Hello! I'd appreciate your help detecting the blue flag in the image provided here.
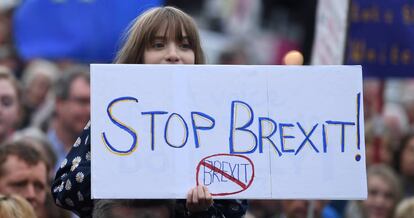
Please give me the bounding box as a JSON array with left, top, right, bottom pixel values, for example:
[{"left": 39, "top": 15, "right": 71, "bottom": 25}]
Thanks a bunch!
[
  {"left": 345, "top": 0, "right": 414, "bottom": 78},
  {"left": 13, "top": 0, "right": 164, "bottom": 63}
]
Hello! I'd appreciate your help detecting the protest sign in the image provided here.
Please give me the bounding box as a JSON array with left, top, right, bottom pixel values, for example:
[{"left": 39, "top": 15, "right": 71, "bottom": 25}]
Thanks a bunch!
[{"left": 91, "top": 65, "right": 367, "bottom": 199}]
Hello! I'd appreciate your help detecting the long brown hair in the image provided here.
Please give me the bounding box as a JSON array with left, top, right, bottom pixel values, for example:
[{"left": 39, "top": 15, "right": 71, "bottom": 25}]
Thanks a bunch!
[{"left": 115, "top": 6, "right": 205, "bottom": 64}]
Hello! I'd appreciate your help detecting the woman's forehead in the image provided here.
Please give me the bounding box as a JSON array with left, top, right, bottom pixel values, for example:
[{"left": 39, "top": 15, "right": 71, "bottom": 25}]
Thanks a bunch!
[{"left": 153, "top": 22, "right": 188, "bottom": 39}]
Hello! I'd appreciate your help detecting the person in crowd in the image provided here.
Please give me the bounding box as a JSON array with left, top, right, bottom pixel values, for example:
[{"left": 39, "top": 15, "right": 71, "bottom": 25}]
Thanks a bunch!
[
  {"left": 0, "top": 140, "right": 48, "bottom": 218},
  {"left": 0, "top": 194, "right": 37, "bottom": 218},
  {"left": 12, "top": 127, "right": 57, "bottom": 180},
  {"left": 0, "top": 66, "right": 22, "bottom": 145},
  {"left": 394, "top": 132, "right": 414, "bottom": 198},
  {"left": 382, "top": 103, "right": 409, "bottom": 152},
  {"left": 401, "top": 81, "right": 414, "bottom": 131},
  {"left": 394, "top": 197, "right": 414, "bottom": 218},
  {"left": 363, "top": 79, "right": 382, "bottom": 122},
  {"left": 364, "top": 124, "right": 377, "bottom": 166},
  {"left": 52, "top": 6, "right": 247, "bottom": 218},
  {"left": 364, "top": 123, "right": 395, "bottom": 167},
  {"left": 20, "top": 59, "right": 59, "bottom": 130},
  {"left": 0, "top": 4, "right": 22, "bottom": 74},
  {"left": 279, "top": 200, "right": 339, "bottom": 218},
  {"left": 218, "top": 43, "right": 250, "bottom": 65},
  {"left": 245, "top": 200, "right": 281, "bottom": 218},
  {"left": 93, "top": 199, "right": 175, "bottom": 218},
  {"left": 47, "top": 65, "right": 90, "bottom": 171},
  {"left": 345, "top": 164, "right": 402, "bottom": 218},
  {"left": 9, "top": 133, "right": 70, "bottom": 218}
]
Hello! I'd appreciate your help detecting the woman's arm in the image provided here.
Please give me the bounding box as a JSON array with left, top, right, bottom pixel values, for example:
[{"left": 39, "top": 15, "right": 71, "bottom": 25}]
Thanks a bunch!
[{"left": 51, "top": 122, "right": 93, "bottom": 218}]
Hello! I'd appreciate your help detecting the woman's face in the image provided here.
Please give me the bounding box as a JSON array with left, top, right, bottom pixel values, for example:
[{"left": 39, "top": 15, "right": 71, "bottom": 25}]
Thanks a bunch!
[
  {"left": 400, "top": 137, "right": 414, "bottom": 177},
  {"left": 363, "top": 175, "right": 395, "bottom": 218},
  {"left": 0, "top": 79, "right": 19, "bottom": 139},
  {"left": 143, "top": 28, "right": 195, "bottom": 65}
]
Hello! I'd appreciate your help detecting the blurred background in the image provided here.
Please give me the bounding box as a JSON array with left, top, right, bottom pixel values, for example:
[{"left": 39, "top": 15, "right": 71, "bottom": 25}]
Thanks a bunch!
[{"left": 0, "top": 0, "right": 413, "bottom": 218}]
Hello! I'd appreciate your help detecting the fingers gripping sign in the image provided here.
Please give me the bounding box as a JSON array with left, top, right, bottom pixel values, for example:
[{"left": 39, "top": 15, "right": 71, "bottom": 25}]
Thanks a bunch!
[{"left": 186, "top": 185, "right": 213, "bottom": 214}]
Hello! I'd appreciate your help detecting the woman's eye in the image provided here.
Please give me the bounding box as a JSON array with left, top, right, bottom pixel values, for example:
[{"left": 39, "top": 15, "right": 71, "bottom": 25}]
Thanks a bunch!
[
  {"left": 152, "top": 42, "right": 165, "bottom": 48},
  {"left": 0, "top": 96, "right": 14, "bottom": 107},
  {"left": 180, "top": 43, "right": 191, "bottom": 49}
]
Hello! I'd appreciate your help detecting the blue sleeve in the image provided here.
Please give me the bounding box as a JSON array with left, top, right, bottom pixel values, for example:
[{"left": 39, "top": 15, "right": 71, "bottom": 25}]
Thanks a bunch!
[{"left": 51, "top": 122, "right": 93, "bottom": 218}]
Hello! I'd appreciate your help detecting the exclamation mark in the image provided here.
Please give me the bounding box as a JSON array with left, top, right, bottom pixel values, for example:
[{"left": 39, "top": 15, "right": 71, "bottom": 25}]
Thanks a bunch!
[{"left": 355, "top": 92, "right": 361, "bottom": 162}]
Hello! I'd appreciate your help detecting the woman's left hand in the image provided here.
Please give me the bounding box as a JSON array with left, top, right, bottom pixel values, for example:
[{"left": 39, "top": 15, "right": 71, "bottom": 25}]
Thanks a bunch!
[{"left": 186, "top": 185, "right": 213, "bottom": 213}]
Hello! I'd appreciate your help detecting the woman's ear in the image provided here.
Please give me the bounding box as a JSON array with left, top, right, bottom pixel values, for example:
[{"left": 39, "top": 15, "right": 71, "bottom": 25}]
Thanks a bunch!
[{"left": 282, "top": 50, "right": 304, "bottom": 65}]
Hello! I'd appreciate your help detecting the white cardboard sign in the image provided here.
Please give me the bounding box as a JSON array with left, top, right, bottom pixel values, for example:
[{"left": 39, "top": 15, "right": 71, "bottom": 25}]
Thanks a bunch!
[{"left": 91, "top": 64, "right": 367, "bottom": 200}]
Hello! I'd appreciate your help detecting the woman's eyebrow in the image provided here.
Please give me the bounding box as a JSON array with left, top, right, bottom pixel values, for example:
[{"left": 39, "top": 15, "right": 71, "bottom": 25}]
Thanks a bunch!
[
  {"left": 152, "top": 35, "right": 189, "bottom": 42},
  {"left": 153, "top": 36, "right": 166, "bottom": 40}
]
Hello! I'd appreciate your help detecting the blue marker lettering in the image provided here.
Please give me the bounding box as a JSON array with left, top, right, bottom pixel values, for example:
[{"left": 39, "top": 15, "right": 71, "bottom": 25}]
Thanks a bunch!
[
  {"left": 295, "top": 122, "right": 319, "bottom": 155},
  {"left": 141, "top": 111, "right": 168, "bottom": 151},
  {"left": 203, "top": 160, "right": 213, "bottom": 186},
  {"left": 221, "top": 161, "right": 230, "bottom": 182},
  {"left": 326, "top": 120, "right": 355, "bottom": 152},
  {"left": 356, "top": 93, "right": 361, "bottom": 150},
  {"left": 323, "top": 124, "right": 328, "bottom": 153},
  {"left": 355, "top": 92, "right": 362, "bottom": 162},
  {"left": 191, "top": 112, "right": 215, "bottom": 148},
  {"left": 259, "top": 117, "right": 281, "bottom": 156},
  {"left": 229, "top": 101, "right": 258, "bottom": 154},
  {"left": 164, "top": 113, "right": 189, "bottom": 148},
  {"left": 101, "top": 96, "right": 138, "bottom": 155},
  {"left": 229, "top": 162, "right": 238, "bottom": 179},
  {"left": 212, "top": 161, "right": 221, "bottom": 183},
  {"left": 279, "top": 123, "right": 295, "bottom": 153},
  {"left": 241, "top": 163, "right": 249, "bottom": 183}
]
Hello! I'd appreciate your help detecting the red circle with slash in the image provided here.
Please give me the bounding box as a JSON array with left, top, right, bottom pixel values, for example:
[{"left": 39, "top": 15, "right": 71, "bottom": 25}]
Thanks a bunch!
[{"left": 196, "top": 153, "right": 255, "bottom": 196}]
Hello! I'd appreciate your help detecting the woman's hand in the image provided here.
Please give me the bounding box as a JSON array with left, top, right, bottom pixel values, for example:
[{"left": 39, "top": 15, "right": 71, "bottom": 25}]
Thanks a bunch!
[{"left": 186, "top": 185, "right": 213, "bottom": 213}]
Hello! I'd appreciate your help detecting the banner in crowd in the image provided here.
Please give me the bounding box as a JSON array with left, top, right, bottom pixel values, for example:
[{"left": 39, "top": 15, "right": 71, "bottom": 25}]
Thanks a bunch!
[
  {"left": 91, "top": 65, "right": 367, "bottom": 199},
  {"left": 13, "top": 0, "right": 164, "bottom": 63},
  {"left": 311, "top": 0, "right": 349, "bottom": 65},
  {"left": 345, "top": 0, "right": 414, "bottom": 78}
]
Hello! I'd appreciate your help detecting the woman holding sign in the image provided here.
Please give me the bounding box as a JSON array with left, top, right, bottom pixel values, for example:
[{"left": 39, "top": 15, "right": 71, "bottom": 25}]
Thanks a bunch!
[{"left": 51, "top": 6, "right": 247, "bottom": 218}]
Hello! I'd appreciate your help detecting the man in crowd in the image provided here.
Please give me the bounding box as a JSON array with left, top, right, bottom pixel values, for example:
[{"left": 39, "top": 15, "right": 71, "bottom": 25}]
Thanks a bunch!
[
  {"left": 47, "top": 66, "right": 90, "bottom": 171},
  {"left": 93, "top": 199, "right": 175, "bottom": 218},
  {"left": 0, "top": 141, "right": 49, "bottom": 217}
]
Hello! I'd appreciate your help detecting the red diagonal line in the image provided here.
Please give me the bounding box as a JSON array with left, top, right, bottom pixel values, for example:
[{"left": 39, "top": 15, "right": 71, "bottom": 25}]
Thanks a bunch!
[{"left": 201, "top": 161, "right": 247, "bottom": 189}]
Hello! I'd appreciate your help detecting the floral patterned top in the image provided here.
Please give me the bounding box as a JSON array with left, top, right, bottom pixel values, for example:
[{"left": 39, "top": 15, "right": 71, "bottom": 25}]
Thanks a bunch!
[{"left": 51, "top": 121, "right": 247, "bottom": 217}]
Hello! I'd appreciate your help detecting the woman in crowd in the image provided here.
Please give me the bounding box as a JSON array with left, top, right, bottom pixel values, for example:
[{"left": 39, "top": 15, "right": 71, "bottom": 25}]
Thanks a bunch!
[
  {"left": 20, "top": 59, "right": 58, "bottom": 130},
  {"left": 0, "top": 66, "right": 21, "bottom": 145},
  {"left": 394, "top": 133, "right": 414, "bottom": 198},
  {"left": 52, "top": 6, "right": 247, "bottom": 218},
  {"left": 345, "top": 164, "right": 402, "bottom": 218}
]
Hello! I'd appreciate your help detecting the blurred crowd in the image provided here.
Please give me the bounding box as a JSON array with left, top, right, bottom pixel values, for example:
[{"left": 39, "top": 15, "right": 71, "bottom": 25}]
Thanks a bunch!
[{"left": 1, "top": 1, "right": 414, "bottom": 218}]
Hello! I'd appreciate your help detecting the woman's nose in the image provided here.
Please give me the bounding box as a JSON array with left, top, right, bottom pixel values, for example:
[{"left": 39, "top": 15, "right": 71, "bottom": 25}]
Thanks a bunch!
[{"left": 165, "top": 43, "right": 180, "bottom": 63}]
